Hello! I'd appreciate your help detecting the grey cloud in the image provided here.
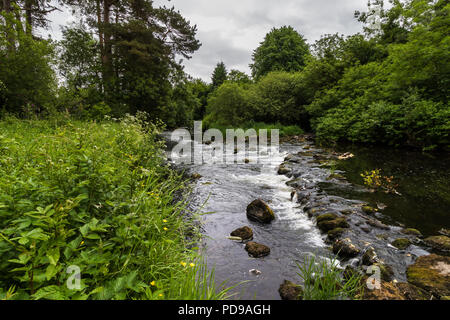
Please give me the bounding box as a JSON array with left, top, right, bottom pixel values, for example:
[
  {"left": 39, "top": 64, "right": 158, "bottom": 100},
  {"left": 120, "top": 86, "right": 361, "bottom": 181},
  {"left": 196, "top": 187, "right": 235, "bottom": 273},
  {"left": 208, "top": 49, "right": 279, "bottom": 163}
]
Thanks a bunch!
[{"left": 47, "top": 0, "right": 370, "bottom": 81}]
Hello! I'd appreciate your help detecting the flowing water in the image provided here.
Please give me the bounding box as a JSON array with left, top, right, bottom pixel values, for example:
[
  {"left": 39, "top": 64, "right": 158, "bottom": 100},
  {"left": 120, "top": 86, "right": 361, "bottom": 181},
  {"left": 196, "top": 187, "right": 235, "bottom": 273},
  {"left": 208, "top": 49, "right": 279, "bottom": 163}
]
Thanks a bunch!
[{"left": 162, "top": 133, "right": 450, "bottom": 300}]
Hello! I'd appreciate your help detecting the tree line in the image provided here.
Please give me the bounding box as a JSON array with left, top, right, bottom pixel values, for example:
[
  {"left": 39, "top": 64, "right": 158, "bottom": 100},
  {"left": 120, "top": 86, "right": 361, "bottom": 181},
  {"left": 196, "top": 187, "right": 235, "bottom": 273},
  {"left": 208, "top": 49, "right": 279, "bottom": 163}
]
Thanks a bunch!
[{"left": 205, "top": 0, "right": 449, "bottom": 151}]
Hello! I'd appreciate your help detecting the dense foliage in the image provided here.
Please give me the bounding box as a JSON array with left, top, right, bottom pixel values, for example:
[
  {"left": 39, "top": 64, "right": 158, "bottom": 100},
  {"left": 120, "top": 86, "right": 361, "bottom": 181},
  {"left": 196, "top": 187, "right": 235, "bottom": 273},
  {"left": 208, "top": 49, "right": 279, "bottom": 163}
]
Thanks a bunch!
[
  {"left": 251, "top": 26, "right": 310, "bottom": 80},
  {"left": 0, "top": 115, "right": 230, "bottom": 300},
  {"left": 204, "top": 0, "right": 450, "bottom": 151}
]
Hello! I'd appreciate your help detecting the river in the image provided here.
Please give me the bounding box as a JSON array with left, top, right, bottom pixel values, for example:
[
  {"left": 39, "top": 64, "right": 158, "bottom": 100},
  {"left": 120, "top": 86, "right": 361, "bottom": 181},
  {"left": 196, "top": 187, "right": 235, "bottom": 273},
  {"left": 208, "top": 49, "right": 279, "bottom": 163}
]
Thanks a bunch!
[{"left": 163, "top": 133, "right": 450, "bottom": 300}]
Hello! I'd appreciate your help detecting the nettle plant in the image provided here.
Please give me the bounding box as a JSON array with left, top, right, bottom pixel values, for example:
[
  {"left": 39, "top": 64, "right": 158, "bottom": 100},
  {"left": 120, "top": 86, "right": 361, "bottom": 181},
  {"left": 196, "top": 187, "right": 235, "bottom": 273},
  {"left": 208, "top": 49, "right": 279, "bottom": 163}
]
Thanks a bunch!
[{"left": 0, "top": 114, "right": 212, "bottom": 300}]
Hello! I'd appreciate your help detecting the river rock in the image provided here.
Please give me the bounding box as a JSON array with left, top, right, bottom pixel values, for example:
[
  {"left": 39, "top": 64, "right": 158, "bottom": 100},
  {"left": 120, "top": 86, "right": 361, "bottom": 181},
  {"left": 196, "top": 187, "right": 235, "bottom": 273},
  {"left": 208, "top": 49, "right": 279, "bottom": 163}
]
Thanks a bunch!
[
  {"left": 402, "top": 228, "right": 422, "bottom": 237},
  {"left": 317, "top": 217, "right": 349, "bottom": 233},
  {"left": 277, "top": 165, "right": 291, "bottom": 175},
  {"left": 424, "top": 235, "right": 450, "bottom": 255},
  {"left": 245, "top": 241, "right": 270, "bottom": 258},
  {"left": 392, "top": 238, "right": 411, "bottom": 250},
  {"left": 246, "top": 199, "right": 275, "bottom": 223},
  {"left": 278, "top": 280, "right": 303, "bottom": 300},
  {"left": 191, "top": 173, "right": 202, "bottom": 180},
  {"left": 361, "top": 280, "right": 405, "bottom": 300},
  {"left": 362, "top": 205, "right": 377, "bottom": 214},
  {"left": 396, "top": 282, "right": 432, "bottom": 300},
  {"left": 230, "top": 226, "right": 253, "bottom": 241},
  {"left": 333, "top": 238, "right": 360, "bottom": 258},
  {"left": 316, "top": 213, "right": 338, "bottom": 223},
  {"left": 327, "top": 228, "right": 346, "bottom": 241},
  {"left": 366, "top": 218, "right": 390, "bottom": 230},
  {"left": 407, "top": 254, "right": 450, "bottom": 298},
  {"left": 374, "top": 262, "right": 395, "bottom": 282},
  {"left": 362, "top": 247, "right": 379, "bottom": 266}
]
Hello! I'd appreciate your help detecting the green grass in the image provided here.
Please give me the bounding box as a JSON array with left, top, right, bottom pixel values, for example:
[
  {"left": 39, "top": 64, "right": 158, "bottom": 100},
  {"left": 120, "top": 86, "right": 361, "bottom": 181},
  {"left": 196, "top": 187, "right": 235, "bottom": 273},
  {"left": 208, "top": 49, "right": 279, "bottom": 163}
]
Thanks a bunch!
[
  {"left": 296, "top": 254, "right": 364, "bottom": 300},
  {"left": 204, "top": 121, "right": 304, "bottom": 137},
  {"left": 0, "top": 114, "right": 229, "bottom": 300}
]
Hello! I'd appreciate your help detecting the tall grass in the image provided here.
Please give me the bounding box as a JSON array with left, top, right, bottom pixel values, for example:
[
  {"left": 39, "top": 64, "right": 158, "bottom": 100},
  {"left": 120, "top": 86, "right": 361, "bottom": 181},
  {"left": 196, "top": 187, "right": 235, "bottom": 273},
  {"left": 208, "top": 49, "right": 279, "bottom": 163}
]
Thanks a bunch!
[
  {"left": 296, "top": 255, "right": 364, "bottom": 300},
  {"left": 0, "top": 114, "right": 228, "bottom": 300}
]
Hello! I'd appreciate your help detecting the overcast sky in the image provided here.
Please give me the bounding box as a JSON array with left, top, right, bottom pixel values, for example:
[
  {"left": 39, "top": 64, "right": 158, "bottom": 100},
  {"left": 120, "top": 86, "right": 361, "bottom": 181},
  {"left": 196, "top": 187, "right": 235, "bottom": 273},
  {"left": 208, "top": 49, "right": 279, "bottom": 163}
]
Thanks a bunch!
[{"left": 42, "top": 0, "right": 369, "bottom": 82}]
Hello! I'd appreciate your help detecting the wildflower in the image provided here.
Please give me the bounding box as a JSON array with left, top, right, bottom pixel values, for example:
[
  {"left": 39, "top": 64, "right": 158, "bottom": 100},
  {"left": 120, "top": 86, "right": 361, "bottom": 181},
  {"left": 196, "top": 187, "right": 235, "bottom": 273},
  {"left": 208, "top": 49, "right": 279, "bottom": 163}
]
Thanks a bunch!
[
  {"left": 163, "top": 227, "right": 168, "bottom": 231},
  {"left": 180, "top": 262, "right": 187, "bottom": 267},
  {"left": 163, "top": 219, "right": 167, "bottom": 223},
  {"left": 150, "top": 281, "right": 156, "bottom": 286},
  {"left": 80, "top": 241, "right": 85, "bottom": 245},
  {"left": 158, "top": 293, "right": 163, "bottom": 297},
  {"left": 189, "top": 263, "right": 195, "bottom": 267}
]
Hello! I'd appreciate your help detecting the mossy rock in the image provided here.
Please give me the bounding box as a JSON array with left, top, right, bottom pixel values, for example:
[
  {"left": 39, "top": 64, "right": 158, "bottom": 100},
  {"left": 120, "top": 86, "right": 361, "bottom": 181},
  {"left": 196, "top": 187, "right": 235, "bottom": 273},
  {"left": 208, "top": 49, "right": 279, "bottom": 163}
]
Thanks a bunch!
[
  {"left": 332, "top": 238, "right": 360, "bottom": 258},
  {"left": 327, "top": 228, "right": 346, "bottom": 240},
  {"left": 362, "top": 206, "right": 377, "bottom": 214},
  {"left": 392, "top": 238, "right": 411, "bottom": 250},
  {"left": 396, "top": 282, "right": 432, "bottom": 300},
  {"left": 402, "top": 228, "right": 422, "bottom": 237},
  {"left": 407, "top": 254, "right": 450, "bottom": 298},
  {"left": 316, "top": 213, "right": 338, "bottom": 223},
  {"left": 424, "top": 236, "right": 450, "bottom": 254},
  {"left": 317, "top": 218, "right": 349, "bottom": 233},
  {"left": 278, "top": 280, "right": 303, "bottom": 300}
]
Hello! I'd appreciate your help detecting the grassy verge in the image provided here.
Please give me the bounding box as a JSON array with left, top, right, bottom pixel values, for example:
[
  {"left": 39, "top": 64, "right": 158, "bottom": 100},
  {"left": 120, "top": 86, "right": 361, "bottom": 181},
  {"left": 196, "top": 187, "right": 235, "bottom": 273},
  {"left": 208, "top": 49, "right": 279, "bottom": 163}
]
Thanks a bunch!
[
  {"left": 204, "top": 121, "right": 304, "bottom": 137},
  {"left": 0, "top": 114, "right": 229, "bottom": 300}
]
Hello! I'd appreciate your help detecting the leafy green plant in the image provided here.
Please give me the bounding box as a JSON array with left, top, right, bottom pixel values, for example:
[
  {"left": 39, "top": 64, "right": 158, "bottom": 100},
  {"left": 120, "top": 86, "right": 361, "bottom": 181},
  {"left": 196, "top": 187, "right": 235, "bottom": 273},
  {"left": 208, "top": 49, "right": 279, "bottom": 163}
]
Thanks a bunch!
[
  {"left": 296, "top": 255, "right": 364, "bottom": 300},
  {"left": 0, "top": 115, "right": 230, "bottom": 300}
]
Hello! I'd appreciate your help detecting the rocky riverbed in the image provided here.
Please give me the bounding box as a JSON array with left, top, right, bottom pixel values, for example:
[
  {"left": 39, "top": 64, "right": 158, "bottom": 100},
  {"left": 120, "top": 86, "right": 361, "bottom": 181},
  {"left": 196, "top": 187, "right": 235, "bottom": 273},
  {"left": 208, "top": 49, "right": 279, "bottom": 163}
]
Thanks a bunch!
[{"left": 163, "top": 133, "right": 450, "bottom": 300}]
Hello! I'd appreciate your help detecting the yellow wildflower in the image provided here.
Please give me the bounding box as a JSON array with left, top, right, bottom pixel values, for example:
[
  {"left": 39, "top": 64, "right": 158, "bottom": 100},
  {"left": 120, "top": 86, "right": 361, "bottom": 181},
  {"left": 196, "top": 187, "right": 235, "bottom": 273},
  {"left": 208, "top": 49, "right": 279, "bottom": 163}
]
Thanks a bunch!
[
  {"left": 180, "top": 262, "right": 187, "bottom": 267},
  {"left": 150, "top": 281, "right": 156, "bottom": 286},
  {"left": 189, "top": 263, "right": 195, "bottom": 267}
]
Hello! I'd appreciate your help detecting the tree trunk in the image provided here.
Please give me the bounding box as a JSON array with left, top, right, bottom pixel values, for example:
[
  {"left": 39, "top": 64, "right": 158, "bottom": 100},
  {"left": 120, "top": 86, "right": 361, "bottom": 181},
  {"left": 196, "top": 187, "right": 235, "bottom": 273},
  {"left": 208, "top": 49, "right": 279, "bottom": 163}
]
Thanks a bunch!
[
  {"left": 24, "top": 0, "right": 33, "bottom": 35},
  {"left": 102, "top": 0, "right": 112, "bottom": 79},
  {"left": 96, "top": 0, "right": 104, "bottom": 93},
  {"left": 2, "top": 0, "right": 15, "bottom": 51}
]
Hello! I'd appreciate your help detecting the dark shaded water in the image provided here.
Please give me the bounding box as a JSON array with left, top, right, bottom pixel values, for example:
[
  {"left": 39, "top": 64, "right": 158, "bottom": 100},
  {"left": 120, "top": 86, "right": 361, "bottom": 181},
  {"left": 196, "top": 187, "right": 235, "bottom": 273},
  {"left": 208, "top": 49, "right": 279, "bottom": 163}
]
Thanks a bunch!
[
  {"left": 326, "top": 145, "right": 450, "bottom": 237},
  {"left": 163, "top": 133, "right": 449, "bottom": 299}
]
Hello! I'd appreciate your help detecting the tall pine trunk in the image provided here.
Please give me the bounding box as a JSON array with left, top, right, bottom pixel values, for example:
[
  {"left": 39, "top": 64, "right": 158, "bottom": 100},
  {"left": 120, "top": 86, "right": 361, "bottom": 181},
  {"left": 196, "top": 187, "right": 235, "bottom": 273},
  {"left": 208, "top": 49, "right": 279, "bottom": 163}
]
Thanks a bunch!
[
  {"left": 2, "top": 0, "right": 15, "bottom": 51},
  {"left": 24, "top": 0, "right": 33, "bottom": 35}
]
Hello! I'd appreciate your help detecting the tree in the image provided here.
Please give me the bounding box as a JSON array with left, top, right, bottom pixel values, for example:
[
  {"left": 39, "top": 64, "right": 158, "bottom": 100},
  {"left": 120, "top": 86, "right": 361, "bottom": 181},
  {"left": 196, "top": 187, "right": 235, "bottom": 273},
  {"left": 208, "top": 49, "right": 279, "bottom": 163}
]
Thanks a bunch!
[
  {"left": 227, "top": 69, "right": 252, "bottom": 86},
  {"left": 211, "top": 61, "right": 227, "bottom": 89},
  {"left": 250, "top": 26, "right": 310, "bottom": 80},
  {"left": 60, "top": 0, "right": 201, "bottom": 119},
  {"left": 0, "top": 8, "right": 56, "bottom": 114}
]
